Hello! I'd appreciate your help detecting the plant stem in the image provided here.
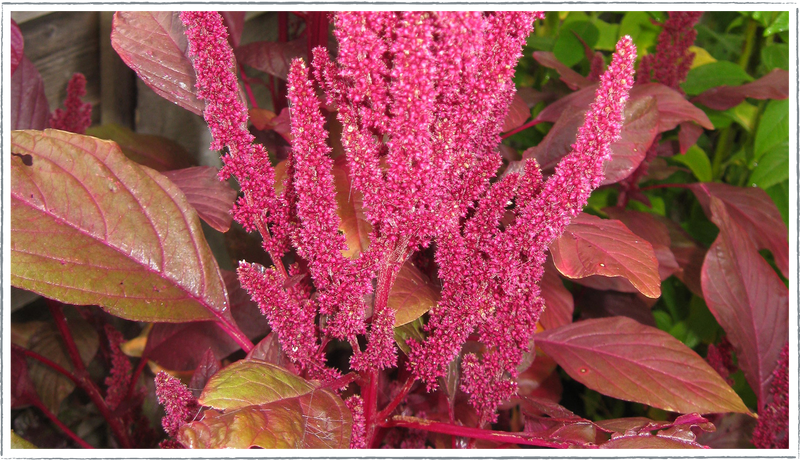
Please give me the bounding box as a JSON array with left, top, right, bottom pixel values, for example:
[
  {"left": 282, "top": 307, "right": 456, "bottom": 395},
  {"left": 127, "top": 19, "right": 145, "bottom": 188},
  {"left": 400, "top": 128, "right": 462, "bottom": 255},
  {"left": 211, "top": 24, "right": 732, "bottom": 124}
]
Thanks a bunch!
[
  {"left": 12, "top": 344, "right": 78, "bottom": 385},
  {"left": 45, "top": 302, "right": 134, "bottom": 448},
  {"left": 381, "top": 416, "right": 577, "bottom": 449},
  {"left": 318, "top": 372, "right": 358, "bottom": 392},
  {"left": 32, "top": 399, "right": 94, "bottom": 449},
  {"left": 376, "top": 376, "right": 415, "bottom": 422},
  {"left": 501, "top": 118, "right": 544, "bottom": 140},
  {"left": 239, "top": 63, "right": 259, "bottom": 109},
  {"left": 126, "top": 354, "right": 149, "bottom": 399},
  {"left": 738, "top": 18, "right": 759, "bottom": 71},
  {"left": 216, "top": 319, "right": 254, "bottom": 353},
  {"left": 711, "top": 127, "right": 735, "bottom": 180}
]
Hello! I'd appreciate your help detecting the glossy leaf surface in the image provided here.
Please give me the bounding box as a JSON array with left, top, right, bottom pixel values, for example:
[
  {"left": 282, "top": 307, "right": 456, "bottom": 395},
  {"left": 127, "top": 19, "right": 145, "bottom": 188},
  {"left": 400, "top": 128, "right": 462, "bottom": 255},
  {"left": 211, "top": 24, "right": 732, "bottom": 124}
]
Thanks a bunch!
[
  {"left": 11, "top": 130, "right": 229, "bottom": 323},
  {"left": 701, "top": 197, "right": 788, "bottom": 407},
  {"left": 389, "top": 262, "right": 440, "bottom": 327},
  {"left": 550, "top": 213, "right": 661, "bottom": 298},
  {"left": 536, "top": 317, "right": 752, "bottom": 415},
  {"left": 111, "top": 11, "right": 204, "bottom": 115}
]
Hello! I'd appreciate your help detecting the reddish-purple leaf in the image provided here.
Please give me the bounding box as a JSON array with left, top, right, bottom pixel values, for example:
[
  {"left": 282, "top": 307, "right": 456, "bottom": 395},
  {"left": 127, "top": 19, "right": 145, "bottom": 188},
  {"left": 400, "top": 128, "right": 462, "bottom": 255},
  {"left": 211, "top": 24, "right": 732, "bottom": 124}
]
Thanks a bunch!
[
  {"left": 11, "top": 349, "right": 36, "bottom": 408},
  {"left": 550, "top": 213, "right": 661, "bottom": 298},
  {"left": 539, "top": 260, "right": 574, "bottom": 330},
  {"left": 692, "top": 69, "right": 789, "bottom": 111},
  {"left": 11, "top": 19, "right": 24, "bottom": 77},
  {"left": 600, "top": 434, "right": 708, "bottom": 449},
  {"left": 235, "top": 38, "right": 307, "bottom": 81},
  {"left": 11, "top": 57, "right": 49, "bottom": 131},
  {"left": 678, "top": 121, "right": 704, "bottom": 154},
  {"left": 690, "top": 182, "right": 788, "bottom": 278},
  {"left": 525, "top": 96, "right": 658, "bottom": 185},
  {"left": 603, "top": 208, "right": 681, "bottom": 281},
  {"left": 532, "top": 51, "right": 592, "bottom": 90},
  {"left": 219, "top": 12, "right": 246, "bottom": 49},
  {"left": 696, "top": 413, "right": 756, "bottom": 449},
  {"left": 111, "top": 12, "right": 204, "bottom": 115},
  {"left": 536, "top": 317, "right": 752, "bottom": 415},
  {"left": 162, "top": 167, "right": 237, "bottom": 233},
  {"left": 534, "top": 83, "right": 713, "bottom": 133},
  {"left": 189, "top": 349, "right": 221, "bottom": 398},
  {"left": 701, "top": 197, "right": 788, "bottom": 407},
  {"left": 596, "top": 413, "right": 714, "bottom": 436},
  {"left": 502, "top": 93, "right": 531, "bottom": 132},
  {"left": 86, "top": 124, "right": 194, "bottom": 172},
  {"left": 246, "top": 333, "right": 297, "bottom": 373},
  {"left": 11, "top": 130, "right": 229, "bottom": 324},
  {"left": 222, "top": 270, "right": 271, "bottom": 341},
  {"left": 524, "top": 418, "right": 597, "bottom": 445},
  {"left": 578, "top": 289, "right": 656, "bottom": 327},
  {"left": 517, "top": 352, "right": 562, "bottom": 403}
]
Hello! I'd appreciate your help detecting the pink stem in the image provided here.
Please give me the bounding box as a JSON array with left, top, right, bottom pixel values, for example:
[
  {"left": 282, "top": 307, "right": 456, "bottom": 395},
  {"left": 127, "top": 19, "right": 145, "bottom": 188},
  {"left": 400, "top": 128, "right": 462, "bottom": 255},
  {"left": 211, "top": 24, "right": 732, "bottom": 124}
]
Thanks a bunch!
[
  {"left": 239, "top": 63, "right": 259, "bottom": 109},
  {"left": 126, "top": 354, "right": 149, "bottom": 399},
  {"left": 13, "top": 344, "right": 78, "bottom": 385},
  {"left": 501, "top": 118, "right": 544, "bottom": 139},
  {"left": 376, "top": 376, "right": 415, "bottom": 421},
  {"left": 32, "top": 399, "right": 94, "bottom": 449},
  {"left": 381, "top": 416, "right": 577, "bottom": 449}
]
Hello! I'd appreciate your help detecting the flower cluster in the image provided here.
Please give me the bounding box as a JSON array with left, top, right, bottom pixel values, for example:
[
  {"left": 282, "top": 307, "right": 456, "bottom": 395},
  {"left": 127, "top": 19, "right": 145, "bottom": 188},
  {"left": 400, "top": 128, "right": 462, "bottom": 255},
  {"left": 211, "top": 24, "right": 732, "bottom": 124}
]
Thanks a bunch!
[
  {"left": 638, "top": 12, "right": 703, "bottom": 91},
  {"left": 103, "top": 325, "right": 132, "bottom": 410},
  {"left": 409, "top": 36, "right": 637, "bottom": 422},
  {"left": 154, "top": 371, "right": 197, "bottom": 439},
  {"left": 50, "top": 73, "right": 92, "bottom": 134},
  {"left": 751, "top": 343, "right": 789, "bottom": 449},
  {"left": 180, "top": 11, "right": 290, "bottom": 257}
]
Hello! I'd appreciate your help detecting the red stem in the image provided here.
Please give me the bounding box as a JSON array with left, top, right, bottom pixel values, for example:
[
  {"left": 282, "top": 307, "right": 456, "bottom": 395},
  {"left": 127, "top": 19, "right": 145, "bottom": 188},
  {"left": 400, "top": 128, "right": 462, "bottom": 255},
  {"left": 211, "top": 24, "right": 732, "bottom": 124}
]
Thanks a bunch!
[
  {"left": 500, "top": 118, "right": 544, "bottom": 139},
  {"left": 216, "top": 320, "right": 254, "bottom": 353},
  {"left": 239, "top": 63, "right": 259, "bottom": 109},
  {"left": 12, "top": 344, "right": 78, "bottom": 385},
  {"left": 376, "top": 376, "right": 415, "bottom": 422},
  {"left": 381, "top": 416, "right": 577, "bottom": 449},
  {"left": 126, "top": 354, "right": 149, "bottom": 400},
  {"left": 318, "top": 372, "right": 358, "bottom": 392},
  {"left": 45, "top": 302, "right": 133, "bottom": 448},
  {"left": 32, "top": 399, "right": 94, "bottom": 449}
]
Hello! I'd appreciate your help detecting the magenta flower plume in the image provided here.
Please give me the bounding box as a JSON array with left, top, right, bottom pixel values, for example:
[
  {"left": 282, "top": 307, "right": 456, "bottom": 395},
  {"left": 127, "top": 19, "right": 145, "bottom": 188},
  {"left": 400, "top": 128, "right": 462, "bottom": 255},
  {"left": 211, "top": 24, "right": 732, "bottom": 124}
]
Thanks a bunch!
[
  {"left": 345, "top": 395, "right": 366, "bottom": 449},
  {"left": 180, "top": 11, "right": 290, "bottom": 258},
  {"left": 639, "top": 12, "right": 703, "bottom": 90},
  {"left": 409, "top": 36, "right": 636, "bottom": 423},
  {"left": 752, "top": 343, "right": 789, "bottom": 449},
  {"left": 50, "top": 73, "right": 92, "bottom": 134},
  {"left": 103, "top": 325, "right": 132, "bottom": 411},
  {"left": 154, "top": 371, "right": 197, "bottom": 438}
]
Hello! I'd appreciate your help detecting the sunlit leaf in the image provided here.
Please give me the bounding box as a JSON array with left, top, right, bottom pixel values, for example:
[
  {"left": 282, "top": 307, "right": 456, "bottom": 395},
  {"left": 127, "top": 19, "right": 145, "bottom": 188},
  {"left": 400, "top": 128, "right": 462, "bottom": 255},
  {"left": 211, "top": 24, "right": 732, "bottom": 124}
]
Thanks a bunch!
[
  {"left": 389, "top": 262, "right": 439, "bottom": 327},
  {"left": 11, "top": 130, "right": 230, "bottom": 324},
  {"left": 550, "top": 213, "right": 661, "bottom": 298},
  {"left": 536, "top": 317, "right": 752, "bottom": 416},
  {"left": 111, "top": 11, "right": 204, "bottom": 115}
]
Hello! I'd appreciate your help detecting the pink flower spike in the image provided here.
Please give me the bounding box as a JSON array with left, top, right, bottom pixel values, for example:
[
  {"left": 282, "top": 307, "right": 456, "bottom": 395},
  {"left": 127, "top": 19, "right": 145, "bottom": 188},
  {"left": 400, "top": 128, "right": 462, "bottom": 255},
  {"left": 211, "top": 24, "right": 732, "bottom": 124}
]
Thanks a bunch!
[
  {"left": 103, "top": 325, "right": 132, "bottom": 411},
  {"left": 154, "top": 371, "right": 198, "bottom": 438},
  {"left": 50, "top": 73, "right": 92, "bottom": 134},
  {"left": 639, "top": 12, "right": 703, "bottom": 90},
  {"left": 752, "top": 343, "right": 789, "bottom": 448}
]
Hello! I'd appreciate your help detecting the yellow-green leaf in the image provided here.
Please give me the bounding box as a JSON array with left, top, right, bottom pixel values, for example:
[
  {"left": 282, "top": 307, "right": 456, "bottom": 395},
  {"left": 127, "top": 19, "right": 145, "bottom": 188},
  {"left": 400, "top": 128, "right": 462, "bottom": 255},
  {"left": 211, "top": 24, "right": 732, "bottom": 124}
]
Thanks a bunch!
[{"left": 389, "top": 262, "right": 439, "bottom": 327}]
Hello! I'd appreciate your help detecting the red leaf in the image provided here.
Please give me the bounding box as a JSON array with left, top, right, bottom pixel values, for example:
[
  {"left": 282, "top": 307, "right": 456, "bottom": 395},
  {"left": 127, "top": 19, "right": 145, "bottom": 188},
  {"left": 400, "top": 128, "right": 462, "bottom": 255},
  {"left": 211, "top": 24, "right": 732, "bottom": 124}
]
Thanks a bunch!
[
  {"left": 696, "top": 413, "right": 756, "bottom": 449},
  {"left": 525, "top": 95, "right": 658, "bottom": 185},
  {"left": 219, "top": 12, "right": 246, "bottom": 49},
  {"left": 111, "top": 12, "right": 204, "bottom": 115},
  {"left": 578, "top": 289, "right": 656, "bottom": 327},
  {"left": 162, "top": 167, "right": 237, "bottom": 233},
  {"left": 538, "top": 259, "right": 574, "bottom": 330},
  {"left": 692, "top": 69, "right": 789, "bottom": 111},
  {"left": 532, "top": 51, "right": 592, "bottom": 90},
  {"left": 189, "top": 349, "right": 221, "bottom": 398},
  {"left": 11, "top": 57, "right": 49, "bottom": 130},
  {"left": 700, "top": 197, "right": 788, "bottom": 407},
  {"left": 11, "top": 349, "right": 36, "bottom": 408},
  {"left": 690, "top": 182, "right": 788, "bottom": 278},
  {"left": 235, "top": 38, "right": 307, "bottom": 81},
  {"left": 246, "top": 333, "right": 297, "bottom": 373},
  {"left": 550, "top": 213, "right": 661, "bottom": 298},
  {"left": 11, "top": 19, "right": 23, "bottom": 77},
  {"left": 502, "top": 93, "right": 531, "bottom": 132},
  {"left": 536, "top": 317, "right": 752, "bottom": 415},
  {"left": 603, "top": 208, "right": 681, "bottom": 281},
  {"left": 678, "top": 121, "right": 704, "bottom": 154},
  {"left": 600, "top": 434, "right": 708, "bottom": 449},
  {"left": 534, "top": 82, "right": 713, "bottom": 132}
]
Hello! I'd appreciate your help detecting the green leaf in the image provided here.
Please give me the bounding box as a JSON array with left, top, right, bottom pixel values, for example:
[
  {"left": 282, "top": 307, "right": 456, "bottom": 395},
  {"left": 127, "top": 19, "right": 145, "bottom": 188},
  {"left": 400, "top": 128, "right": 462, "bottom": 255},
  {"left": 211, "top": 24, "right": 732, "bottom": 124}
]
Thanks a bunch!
[
  {"left": 10, "top": 431, "right": 37, "bottom": 449},
  {"left": 727, "top": 102, "right": 759, "bottom": 133},
  {"left": 619, "top": 12, "right": 660, "bottom": 52},
  {"left": 671, "top": 145, "right": 712, "bottom": 182},
  {"left": 394, "top": 317, "right": 425, "bottom": 356},
  {"left": 761, "top": 44, "right": 789, "bottom": 71},
  {"left": 592, "top": 19, "right": 619, "bottom": 51},
  {"left": 750, "top": 147, "right": 789, "bottom": 190},
  {"left": 763, "top": 11, "right": 789, "bottom": 36},
  {"left": 681, "top": 61, "right": 753, "bottom": 96},
  {"left": 181, "top": 360, "right": 351, "bottom": 448},
  {"left": 754, "top": 99, "right": 789, "bottom": 162},
  {"left": 553, "top": 21, "right": 599, "bottom": 67},
  {"left": 765, "top": 180, "right": 789, "bottom": 226},
  {"left": 389, "top": 262, "right": 439, "bottom": 327},
  {"left": 11, "top": 130, "right": 230, "bottom": 324}
]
